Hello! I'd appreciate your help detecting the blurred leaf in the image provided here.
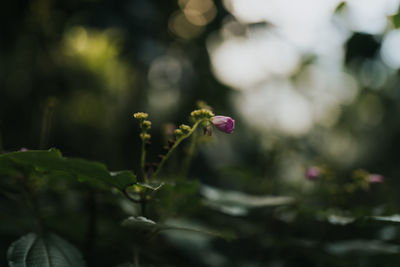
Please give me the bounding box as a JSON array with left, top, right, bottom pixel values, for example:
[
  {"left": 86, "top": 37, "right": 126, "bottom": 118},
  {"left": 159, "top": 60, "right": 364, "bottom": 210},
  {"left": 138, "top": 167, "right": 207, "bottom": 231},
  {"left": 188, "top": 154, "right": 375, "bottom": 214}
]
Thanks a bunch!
[
  {"left": 115, "top": 263, "right": 134, "bottom": 267},
  {"left": 334, "top": 1, "right": 346, "bottom": 13},
  {"left": 7, "top": 232, "right": 86, "bottom": 267},
  {"left": 201, "top": 185, "right": 295, "bottom": 216},
  {"left": 122, "top": 216, "right": 234, "bottom": 241},
  {"left": 369, "top": 214, "right": 400, "bottom": 223},
  {"left": 0, "top": 149, "right": 136, "bottom": 190},
  {"left": 316, "top": 210, "right": 356, "bottom": 225},
  {"left": 392, "top": 13, "right": 400, "bottom": 29},
  {"left": 121, "top": 216, "right": 158, "bottom": 230},
  {"left": 326, "top": 239, "right": 400, "bottom": 255}
]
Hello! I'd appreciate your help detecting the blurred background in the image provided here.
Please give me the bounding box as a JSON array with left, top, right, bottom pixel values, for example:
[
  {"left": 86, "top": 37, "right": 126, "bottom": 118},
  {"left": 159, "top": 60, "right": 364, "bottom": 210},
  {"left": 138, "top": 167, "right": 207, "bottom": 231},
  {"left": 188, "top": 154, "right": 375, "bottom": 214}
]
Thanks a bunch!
[{"left": 3, "top": 0, "right": 400, "bottom": 266}]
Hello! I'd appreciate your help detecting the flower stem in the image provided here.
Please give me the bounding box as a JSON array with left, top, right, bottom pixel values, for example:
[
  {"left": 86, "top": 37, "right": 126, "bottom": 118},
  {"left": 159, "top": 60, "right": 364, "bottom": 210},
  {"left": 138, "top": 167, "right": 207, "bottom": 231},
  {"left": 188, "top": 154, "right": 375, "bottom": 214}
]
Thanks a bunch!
[
  {"left": 180, "top": 130, "right": 198, "bottom": 179},
  {"left": 140, "top": 137, "right": 147, "bottom": 183},
  {"left": 151, "top": 119, "right": 207, "bottom": 180}
]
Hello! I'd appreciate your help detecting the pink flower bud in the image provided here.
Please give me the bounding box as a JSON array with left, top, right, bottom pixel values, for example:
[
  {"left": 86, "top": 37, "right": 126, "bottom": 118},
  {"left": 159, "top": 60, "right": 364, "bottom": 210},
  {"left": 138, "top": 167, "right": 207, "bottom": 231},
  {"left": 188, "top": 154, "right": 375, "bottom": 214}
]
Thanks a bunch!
[
  {"left": 211, "top": 116, "right": 235, "bottom": 134},
  {"left": 368, "top": 174, "right": 384, "bottom": 183},
  {"left": 305, "top": 166, "right": 321, "bottom": 181}
]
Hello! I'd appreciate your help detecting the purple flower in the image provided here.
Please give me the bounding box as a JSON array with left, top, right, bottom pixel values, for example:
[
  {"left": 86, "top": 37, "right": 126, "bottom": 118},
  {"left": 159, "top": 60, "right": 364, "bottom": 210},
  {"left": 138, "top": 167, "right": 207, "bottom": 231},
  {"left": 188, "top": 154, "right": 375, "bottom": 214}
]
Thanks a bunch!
[
  {"left": 211, "top": 116, "right": 235, "bottom": 134},
  {"left": 368, "top": 174, "right": 384, "bottom": 183},
  {"left": 305, "top": 166, "right": 321, "bottom": 181}
]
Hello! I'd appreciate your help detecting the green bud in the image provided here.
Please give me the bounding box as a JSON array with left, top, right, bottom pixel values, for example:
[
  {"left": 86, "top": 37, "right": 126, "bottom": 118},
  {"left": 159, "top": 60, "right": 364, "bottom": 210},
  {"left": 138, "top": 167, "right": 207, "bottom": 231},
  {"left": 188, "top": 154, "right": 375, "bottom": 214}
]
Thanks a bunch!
[
  {"left": 140, "top": 133, "right": 151, "bottom": 141},
  {"left": 179, "top": 124, "right": 191, "bottom": 134},
  {"left": 142, "top": 120, "right": 152, "bottom": 130},
  {"left": 174, "top": 129, "right": 183, "bottom": 138},
  {"left": 190, "top": 109, "right": 215, "bottom": 121}
]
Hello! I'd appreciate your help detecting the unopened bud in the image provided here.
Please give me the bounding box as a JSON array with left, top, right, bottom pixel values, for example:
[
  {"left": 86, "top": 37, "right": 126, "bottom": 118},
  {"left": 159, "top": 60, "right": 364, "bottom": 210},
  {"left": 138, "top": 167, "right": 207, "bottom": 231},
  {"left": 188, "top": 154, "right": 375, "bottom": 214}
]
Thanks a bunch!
[
  {"left": 211, "top": 116, "right": 235, "bottom": 134},
  {"left": 174, "top": 129, "right": 183, "bottom": 138},
  {"left": 190, "top": 109, "right": 215, "bottom": 121},
  {"left": 179, "top": 124, "right": 191, "bottom": 134},
  {"left": 305, "top": 166, "right": 321, "bottom": 181},
  {"left": 140, "top": 133, "right": 151, "bottom": 141},
  {"left": 142, "top": 120, "right": 152, "bottom": 130},
  {"left": 133, "top": 112, "right": 149, "bottom": 120},
  {"left": 368, "top": 174, "right": 384, "bottom": 183}
]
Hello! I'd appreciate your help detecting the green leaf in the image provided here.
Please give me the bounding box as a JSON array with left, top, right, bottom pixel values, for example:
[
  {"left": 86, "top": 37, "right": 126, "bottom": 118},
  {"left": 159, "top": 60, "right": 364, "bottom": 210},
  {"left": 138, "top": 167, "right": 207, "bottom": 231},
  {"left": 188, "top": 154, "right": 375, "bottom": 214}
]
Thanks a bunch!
[
  {"left": 0, "top": 149, "right": 136, "bottom": 190},
  {"left": 201, "top": 185, "right": 295, "bottom": 216},
  {"left": 122, "top": 216, "right": 235, "bottom": 241},
  {"left": 7, "top": 232, "right": 86, "bottom": 267}
]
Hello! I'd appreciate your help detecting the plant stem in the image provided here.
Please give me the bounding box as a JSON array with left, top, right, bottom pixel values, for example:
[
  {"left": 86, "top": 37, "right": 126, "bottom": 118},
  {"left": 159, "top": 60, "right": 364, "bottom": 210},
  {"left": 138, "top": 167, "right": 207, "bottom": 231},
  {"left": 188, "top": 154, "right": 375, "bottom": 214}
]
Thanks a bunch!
[
  {"left": 180, "top": 130, "right": 198, "bottom": 179},
  {"left": 0, "top": 125, "right": 3, "bottom": 153},
  {"left": 84, "top": 191, "right": 97, "bottom": 263},
  {"left": 140, "top": 137, "right": 147, "bottom": 183},
  {"left": 151, "top": 119, "right": 206, "bottom": 180},
  {"left": 39, "top": 98, "right": 56, "bottom": 150},
  {"left": 133, "top": 246, "right": 140, "bottom": 267}
]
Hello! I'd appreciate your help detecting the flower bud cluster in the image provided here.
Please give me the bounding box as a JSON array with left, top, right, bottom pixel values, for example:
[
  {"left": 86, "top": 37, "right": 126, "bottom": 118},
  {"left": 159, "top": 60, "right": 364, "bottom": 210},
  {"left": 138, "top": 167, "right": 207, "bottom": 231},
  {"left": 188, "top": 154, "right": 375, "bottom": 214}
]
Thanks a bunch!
[
  {"left": 133, "top": 112, "right": 152, "bottom": 141},
  {"left": 133, "top": 112, "right": 148, "bottom": 120},
  {"left": 352, "top": 169, "right": 384, "bottom": 186},
  {"left": 179, "top": 124, "right": 191, "bottom": 134},
  {"left": 173, "top": 124, "right": 192, "bottom": 139},
  {"left": 305, "top": 166, "right": 384, "bottom": 195},
  {"left": 190, "top": 109, "right": 215, "bottom": 121}
]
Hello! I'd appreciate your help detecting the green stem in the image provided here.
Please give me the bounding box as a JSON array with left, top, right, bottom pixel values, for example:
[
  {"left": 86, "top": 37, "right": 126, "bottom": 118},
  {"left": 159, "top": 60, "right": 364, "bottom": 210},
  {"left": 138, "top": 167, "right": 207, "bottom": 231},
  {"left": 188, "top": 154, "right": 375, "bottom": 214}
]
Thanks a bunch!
[
  {"left": 0, "top": 129, "right": 3, "bottom": 154},
  {"left": 140, "top": 137, "right": 147, "bottom": 183},
  {"left": 133, "top": 246, "right": 140, "bottom": 267},
  {"left": 39, "top": 99, "right": 56, "bottom": 150},
  {"left": 151, "top": 119, "right": 207, "bottom": 180},
  {"left": 180, "top": 130, "right": 198, "bottom": 179}
]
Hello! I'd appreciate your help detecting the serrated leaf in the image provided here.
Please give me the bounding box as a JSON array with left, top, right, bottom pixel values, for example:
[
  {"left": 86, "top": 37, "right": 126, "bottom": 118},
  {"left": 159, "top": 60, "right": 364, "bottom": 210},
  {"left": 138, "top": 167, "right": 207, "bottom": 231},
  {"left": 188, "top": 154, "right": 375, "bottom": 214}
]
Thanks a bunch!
[
  {"left": 7, "top": 232, "right": 86, "bottom": 267},
  {"left": 0, "top": 149, "right": 136, "bottom": 190},
  {"left": 122, "top": 216, "right": 234, "bottom": 241}
]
